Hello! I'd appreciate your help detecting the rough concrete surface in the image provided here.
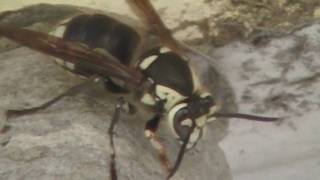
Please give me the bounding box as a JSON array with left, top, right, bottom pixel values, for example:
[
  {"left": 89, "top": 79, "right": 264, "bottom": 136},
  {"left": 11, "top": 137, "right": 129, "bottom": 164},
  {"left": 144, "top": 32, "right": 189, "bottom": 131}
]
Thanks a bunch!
[
  {"left": 0, "top": 49, "right": 232, "bottom": 180},
  {"left": 0, "top": 1, "right": 320, "bottom": 180},
  {"left": 217, "top": 23, "right": 320, "bottom": 180}
]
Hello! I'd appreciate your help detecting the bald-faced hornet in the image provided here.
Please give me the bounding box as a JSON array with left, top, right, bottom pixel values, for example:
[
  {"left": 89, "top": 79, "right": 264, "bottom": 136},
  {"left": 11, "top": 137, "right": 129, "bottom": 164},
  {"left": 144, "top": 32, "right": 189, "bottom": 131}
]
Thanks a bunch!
[{"left": 0, "top": 0, "right": 279, "bottom": 179}]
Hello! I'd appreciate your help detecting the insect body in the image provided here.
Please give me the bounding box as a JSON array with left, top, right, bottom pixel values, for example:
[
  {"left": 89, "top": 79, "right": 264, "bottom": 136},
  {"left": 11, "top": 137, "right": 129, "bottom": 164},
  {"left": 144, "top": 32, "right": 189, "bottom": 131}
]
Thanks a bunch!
[
  {"left": 50, "top": 13, "right": 217, "bottom": 150},
  {"left": 0, "top": 0, "right": 279, "bottom": 179},
  {"left": 51, "top": 14, "right": 140, "bottom": 78}
]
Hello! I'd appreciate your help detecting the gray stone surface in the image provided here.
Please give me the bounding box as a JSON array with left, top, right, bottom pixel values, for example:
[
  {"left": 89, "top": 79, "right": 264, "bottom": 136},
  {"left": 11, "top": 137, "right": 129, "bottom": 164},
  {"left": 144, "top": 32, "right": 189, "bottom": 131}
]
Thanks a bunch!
[
  {"left": 0, "top": 47, "right": 232, "bottom": 180},
  {"left": 216, "top": 23, "right": 320, "bottom": 180}
]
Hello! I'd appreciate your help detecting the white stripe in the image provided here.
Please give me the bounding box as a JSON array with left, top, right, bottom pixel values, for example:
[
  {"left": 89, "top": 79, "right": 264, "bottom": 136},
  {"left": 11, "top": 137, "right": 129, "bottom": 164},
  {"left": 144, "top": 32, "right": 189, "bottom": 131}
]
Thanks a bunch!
[
  {"left": 155, "top": 85, "right": 187, "bottom": 110},
  {"left": 159, "top": 47, "right": 171, "bottom": 54},
  {"left": 140, "top": 93, "right": 156, "bottom": 105},
  {"left": 139, "top": 55, "right": 157, "bottom": 70}
]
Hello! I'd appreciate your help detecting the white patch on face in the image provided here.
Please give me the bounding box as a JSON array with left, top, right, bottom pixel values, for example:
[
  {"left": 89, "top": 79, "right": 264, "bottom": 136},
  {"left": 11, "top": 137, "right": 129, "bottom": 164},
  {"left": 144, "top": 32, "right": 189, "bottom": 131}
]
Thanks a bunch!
[
  {"left": 139, "top": 55, "right": 158, "bottom": 70},
  {"left": 140, "top": 93, "right": 156, "bottom": 105},
  {"left": 167, "top": 103, "right": 188, "bottom": 138},
  {"left": 50, "top": 25, "right": 66, "bottom": 38},
  {"left": 189, "top": 128, "right": 201, "bottom": 143},
  {"left": 181, "top": 118, "right": 193, "bottom": 127},
  {"left": 159, "top": 47, "right": 171, "bottom": 54},
  {"left": 187, "top": 128, "right": 201, "bottom": 149},
  {"left": 155, "top": 85, "right": 187, "bottom": 110},
  {"left": 195, "top": 115, "right": 207, "bottom": 127}
]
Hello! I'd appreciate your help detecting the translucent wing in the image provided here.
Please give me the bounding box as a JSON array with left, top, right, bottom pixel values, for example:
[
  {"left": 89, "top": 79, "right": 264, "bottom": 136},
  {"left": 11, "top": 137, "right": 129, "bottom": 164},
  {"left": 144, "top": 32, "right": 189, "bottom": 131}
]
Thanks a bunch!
[
  {"left": 128, "top": 0, "right": 182, "bottom": 53},
  {"left": 0, "top": 25, "right": 143, "bottom": 87}
]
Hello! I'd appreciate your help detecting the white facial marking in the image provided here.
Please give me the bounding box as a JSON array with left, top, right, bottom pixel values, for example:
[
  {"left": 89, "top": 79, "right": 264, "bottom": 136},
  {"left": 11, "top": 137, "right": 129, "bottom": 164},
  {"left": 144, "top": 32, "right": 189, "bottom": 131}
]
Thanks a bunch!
[
  {"left": 187, "top": 128, "right": 201, "bottom": 149},
  {"left": 140, "top": 93, "right": 156, "bottom": 105},
  {"left": 190, "top": 128, "right": 200, "bottom": 143},
  {"left": 195, "top": 115, "right": 207, "bottom": 127},
  {"left": 139, "top": 55, "right": 158, "bottom": 70},
  {"left": 156, "top": 85, "right": 186, "bottom": 110},
  {"left": 168, "top": 103, "right": 188, "bottom": 138},
  {"left": 159, "top": 47, "right": 171, "bottom": 54},
  {"left": 181, "top": 119, "right": 193, "bottom": 127}
]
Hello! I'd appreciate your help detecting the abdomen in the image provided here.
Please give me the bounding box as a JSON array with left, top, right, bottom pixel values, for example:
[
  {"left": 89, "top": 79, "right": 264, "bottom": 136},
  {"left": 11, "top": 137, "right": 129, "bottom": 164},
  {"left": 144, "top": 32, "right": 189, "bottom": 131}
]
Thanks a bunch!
[{"left": 51, "top": 14, "right": 141, "bottom": 77}]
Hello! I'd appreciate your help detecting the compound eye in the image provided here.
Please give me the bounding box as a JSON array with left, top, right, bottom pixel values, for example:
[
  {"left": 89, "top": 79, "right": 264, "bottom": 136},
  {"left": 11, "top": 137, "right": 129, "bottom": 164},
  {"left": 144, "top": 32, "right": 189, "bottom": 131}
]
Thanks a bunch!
[
  {"left": 168, "top": 103, "right": 203, "bottom": 149},
  {"left": 168, "top": 103, "right": 192, "bottom": 140},
  {"left": 173, "top": 108, "right": 193, "bottom": 141}
]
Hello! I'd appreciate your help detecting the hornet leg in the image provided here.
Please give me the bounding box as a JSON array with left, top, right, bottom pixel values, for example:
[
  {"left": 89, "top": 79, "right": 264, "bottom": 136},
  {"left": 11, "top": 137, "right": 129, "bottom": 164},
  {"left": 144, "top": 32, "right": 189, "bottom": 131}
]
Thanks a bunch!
[
  {"left": 145, "top": 114, "right": 172, "bottom": 174},
  {"left": 108, "top": 97, "right": 125, "bottom": 180},
  {"left": 1, "top": 76, "right": 103, "bottom": 133}
]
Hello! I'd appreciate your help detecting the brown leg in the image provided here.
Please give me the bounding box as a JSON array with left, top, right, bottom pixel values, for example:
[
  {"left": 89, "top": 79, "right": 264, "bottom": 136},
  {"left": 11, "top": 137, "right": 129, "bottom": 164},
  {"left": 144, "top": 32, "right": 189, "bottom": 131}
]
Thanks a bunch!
[
  {"left": 108, "top": 97, "right": 125, "bottom": 180},
  {"left": 145, "top": 115, "right": 172, "bottom": 174},
  {"left": 5, "top": 85, "right": 81, "bottom": 119},
  {"left": 5, "top": 76, "right": 103, "bottom": 120},
  {"left": 1, "top": 76, "right": 103, "bottom": 134}
]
